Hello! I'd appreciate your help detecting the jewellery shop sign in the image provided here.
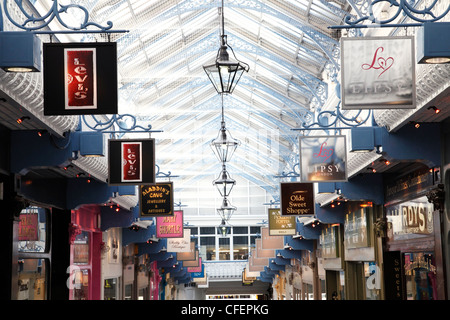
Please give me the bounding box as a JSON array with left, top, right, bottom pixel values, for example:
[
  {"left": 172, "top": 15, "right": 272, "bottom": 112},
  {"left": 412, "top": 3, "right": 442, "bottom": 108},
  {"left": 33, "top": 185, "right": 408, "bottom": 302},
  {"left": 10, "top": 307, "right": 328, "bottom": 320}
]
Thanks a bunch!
[{"left": 140, "top": 182, "right": 174, "bottom": 217}]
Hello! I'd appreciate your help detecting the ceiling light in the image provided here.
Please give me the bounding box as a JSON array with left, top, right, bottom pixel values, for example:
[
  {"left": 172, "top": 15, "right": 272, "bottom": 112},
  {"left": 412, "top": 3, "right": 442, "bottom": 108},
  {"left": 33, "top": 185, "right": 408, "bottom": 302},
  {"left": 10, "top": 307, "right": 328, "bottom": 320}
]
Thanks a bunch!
[
  {"left": 203, "top": 0, "right": 249, "bottom": 94},
  {"left": 428, "top": 106, "right": 441, "bottom": 114},
  {"left": 217, "top": 197, "right": 236, "bottom": 221},
  {"left": 213, "top": 164, "right": 236, "bottom": 197}
]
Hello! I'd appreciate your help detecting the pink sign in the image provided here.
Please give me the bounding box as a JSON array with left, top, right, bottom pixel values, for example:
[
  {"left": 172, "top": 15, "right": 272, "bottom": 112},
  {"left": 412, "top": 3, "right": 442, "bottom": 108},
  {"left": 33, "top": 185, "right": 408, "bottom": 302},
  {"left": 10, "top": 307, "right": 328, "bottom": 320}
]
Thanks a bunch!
[
  {"left": 187, "top": 258, "right": 202, "bottom": 273},
  {"left": 18, "top": 213, "right": 39, "bottom": 241},
  {"left": 156, "top": 210, "right": 183, "bottom": 238}
]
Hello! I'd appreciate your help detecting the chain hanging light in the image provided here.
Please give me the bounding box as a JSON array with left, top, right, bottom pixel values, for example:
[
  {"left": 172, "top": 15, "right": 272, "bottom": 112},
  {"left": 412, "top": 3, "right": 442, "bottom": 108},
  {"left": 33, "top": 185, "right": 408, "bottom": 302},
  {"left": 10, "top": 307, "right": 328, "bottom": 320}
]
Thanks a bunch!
[
  {"left": 210, "top": 95, "right": 241, "bottom": 162},
  {"left": 203, "top": 0, "right": 249, "bottom": 94},
  {"left": 217, "top": 197, "right": 236, "bottom": 221},
  {"left": 213, "top": 163, "right": 236, "bottom": 197}
]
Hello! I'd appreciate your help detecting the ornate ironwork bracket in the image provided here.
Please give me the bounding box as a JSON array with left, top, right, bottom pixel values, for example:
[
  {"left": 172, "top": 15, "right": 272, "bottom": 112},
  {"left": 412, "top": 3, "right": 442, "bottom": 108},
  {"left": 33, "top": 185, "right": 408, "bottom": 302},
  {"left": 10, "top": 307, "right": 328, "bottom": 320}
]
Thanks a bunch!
[
  {"left": 274, "top": 163, "right": 300, "bottom": 179},
  {"left": 0, "top": 0, "right": 128, "bottom": 34},
  {"left": 80, "top": 115, "right": 163, "bottom": 135},
  {"left": 156, "top": 164, "right": 179, "bottom": 179},
  {"left": 329, "top": 0, "right": 450, "bottom": 29},
  {"left": 293, "top": 101, "right": 373, "bottom": 131}
]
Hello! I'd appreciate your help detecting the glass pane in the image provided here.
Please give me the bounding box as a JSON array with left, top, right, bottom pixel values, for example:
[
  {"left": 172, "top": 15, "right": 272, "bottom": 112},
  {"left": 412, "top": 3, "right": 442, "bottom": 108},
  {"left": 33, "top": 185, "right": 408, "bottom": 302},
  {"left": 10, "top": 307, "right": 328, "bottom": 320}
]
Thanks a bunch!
[
  {"left": 73, "top": 231, "right": 90, "bottom": 265},
  {"left": 104, "top": 278, "right": 117, "bottom": 300},
  {"left": 233, "top": 236, "right": 248, "bottom": 260},
  {"left": 200, "top": 237, "right": 215, "bottom": 260},
  {"left": 250, "top": 226, "right": 261, "bottom": 234},
  {"left": 233, "top": 226, "right": 248, "bottom": 234},
  {"left": 17, "top": 258, "right": 47, "bottom": 300},
  {"left": 219, "top": 237, "right": 230, "bottom": 260},
  {"left": 404, "top": 252, "right": 436, "bottom": 300},
  {"left": 18, "top": 207, "right": 47, "bottom": 253},
  {"left": 71, "top": 268, "right": 90, "bottom": 300},
  {"left": 124, "top": 284, "right": 133, "bottom": 300},
  {"left": 200, "top": 227, "right": 215, "bottom": 235}
]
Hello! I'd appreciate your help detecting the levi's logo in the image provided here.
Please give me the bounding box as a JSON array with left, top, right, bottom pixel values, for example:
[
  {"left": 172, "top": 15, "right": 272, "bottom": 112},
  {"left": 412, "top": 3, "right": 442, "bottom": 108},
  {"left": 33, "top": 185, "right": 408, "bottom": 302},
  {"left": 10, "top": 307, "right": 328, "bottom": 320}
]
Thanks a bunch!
[{"left": 64, "top": 48, "right": 97, "bottom": 109}]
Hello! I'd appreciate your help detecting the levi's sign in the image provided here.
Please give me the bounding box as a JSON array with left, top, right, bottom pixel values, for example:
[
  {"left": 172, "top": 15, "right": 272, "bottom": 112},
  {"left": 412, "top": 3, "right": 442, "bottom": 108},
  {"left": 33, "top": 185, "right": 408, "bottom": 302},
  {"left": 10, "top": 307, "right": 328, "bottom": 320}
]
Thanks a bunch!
[
  {"left": 43, "top": 42, "right": 118, "bottom": 115},
  {"left": 108, "top": 139, "right": 155, "bottom": 186}
]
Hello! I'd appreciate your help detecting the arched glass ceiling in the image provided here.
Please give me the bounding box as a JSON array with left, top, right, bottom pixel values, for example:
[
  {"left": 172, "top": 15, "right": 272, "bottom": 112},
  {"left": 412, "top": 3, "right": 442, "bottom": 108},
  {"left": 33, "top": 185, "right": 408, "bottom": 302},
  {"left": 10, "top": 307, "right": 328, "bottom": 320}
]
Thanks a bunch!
[{"left": 32, "top": 0, "right": 352, "bottom": 215}]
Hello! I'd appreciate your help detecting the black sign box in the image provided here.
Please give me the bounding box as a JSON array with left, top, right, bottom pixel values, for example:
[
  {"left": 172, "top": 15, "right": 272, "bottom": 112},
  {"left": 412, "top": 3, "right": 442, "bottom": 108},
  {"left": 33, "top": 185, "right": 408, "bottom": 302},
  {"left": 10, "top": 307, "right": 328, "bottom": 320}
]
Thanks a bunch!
[
  {"left": 108, "top": 138, "right": 155, "bottom": 186},
  {"left": 140, "top": 182, "right": 174, "bottom": 217},
  {"left": 43, "top": 42, "right": 118, "bottom": 115},
  {"left": 280, "top": 182, "right": 315, "bottom": 216}
]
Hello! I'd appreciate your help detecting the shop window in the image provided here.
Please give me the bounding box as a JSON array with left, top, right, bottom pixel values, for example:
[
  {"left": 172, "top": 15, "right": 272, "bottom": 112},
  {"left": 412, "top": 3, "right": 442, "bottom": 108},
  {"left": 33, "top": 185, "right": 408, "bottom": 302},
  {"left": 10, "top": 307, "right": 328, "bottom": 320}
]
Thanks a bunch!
[
  {"left": 17, "top": 207, "right": 50, "bottom": 300},
  {"left": 233, "top": 226, "right": 248, "bottom": 234},
  {"left": 104, "top": 278, "right": 118, "bottom": 300},
  {"left": 124, "top": 284, "right": 133, "bottom": 300},
  {"left": 73, "top": 231, "right": 90, "bottom": 265},
  {"left": 218, "top": 237, "right": 230, "bottom": 260},
  {"left": 233, "top": 236, "right": 248, "bottom": 260},
  {"left": 200, "top": 227, "right": 215, "bottom": 235},
  {"left": 200, "top": 236, "right": 215, "bottom": 260},
  {"left": 71, "top": 268, "right": 90, "bottom": 300},
  {"left": 364, "top": 262, "right": 381, "bottom": 300},
  {"left": 17, "top": 258, "right": 48, "bottom": 300},
  {"left": 18, "top": 207, "right": 48, "bottom": 253},
  {"left": 404, "top": 252, "right": 436, "bottom": 300}
]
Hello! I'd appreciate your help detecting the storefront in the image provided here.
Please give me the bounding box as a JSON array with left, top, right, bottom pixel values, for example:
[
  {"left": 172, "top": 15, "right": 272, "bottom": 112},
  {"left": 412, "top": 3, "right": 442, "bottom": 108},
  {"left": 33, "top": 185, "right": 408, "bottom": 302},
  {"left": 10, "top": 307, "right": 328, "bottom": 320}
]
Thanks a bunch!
[
  {"left": 69, "top": 205, "right": 102, "bottom": 300},
  {"left": 343, "top": 202, "right": 383, "bottom": 300},
  {"left": 101, "top": 227, "right": 123, "bottom": 300},
  {"left": 384, "top": 167, "right": 445, "bottom": 300},
  {"left": 320, "top": 224, "right": 346, "bottom": 300}
]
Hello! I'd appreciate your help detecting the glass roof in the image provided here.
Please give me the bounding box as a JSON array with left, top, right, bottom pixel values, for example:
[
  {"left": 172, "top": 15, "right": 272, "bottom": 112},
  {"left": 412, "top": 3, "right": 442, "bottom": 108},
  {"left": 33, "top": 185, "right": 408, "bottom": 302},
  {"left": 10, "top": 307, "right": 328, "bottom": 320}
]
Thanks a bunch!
[{"left": 31, "top": 0, "right": 352, "bottom": 222}]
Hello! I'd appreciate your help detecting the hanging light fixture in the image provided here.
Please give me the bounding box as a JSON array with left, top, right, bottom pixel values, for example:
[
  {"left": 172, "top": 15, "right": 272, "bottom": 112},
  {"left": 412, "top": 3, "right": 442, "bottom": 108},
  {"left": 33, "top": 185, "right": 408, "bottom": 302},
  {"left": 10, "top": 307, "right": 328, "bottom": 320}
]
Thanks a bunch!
[
  {"left": 203, "top": 0, "right": 249, "bottom": 94},
  {"left": 217, "top": 197, "right": 236, "bottom": 221},
  {"left": 210, "top": 95, "right": 241, "bottom": 162},
  {"left": 213, "top": 163, "right": 236, "bottom": 197},
  {"left": 217, "top": 219, "right": 231, "bottom": 237}
]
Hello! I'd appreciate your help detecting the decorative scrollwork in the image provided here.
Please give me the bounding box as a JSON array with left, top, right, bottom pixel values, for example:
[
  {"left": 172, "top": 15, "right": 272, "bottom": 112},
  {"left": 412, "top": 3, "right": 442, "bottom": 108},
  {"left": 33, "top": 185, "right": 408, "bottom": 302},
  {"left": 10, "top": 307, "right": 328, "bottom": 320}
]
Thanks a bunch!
[
  {"left": 302, "top": 101, "right": 372, "bottom": 129},
  {"left": 81, "top": 114, "right": 159, "bottom": 135},
  {"left": 2, "top": 0, "right": 113, "bottom": 32},
  {"left": 335, "top": 0, "right": 450, "bottom": 29}
]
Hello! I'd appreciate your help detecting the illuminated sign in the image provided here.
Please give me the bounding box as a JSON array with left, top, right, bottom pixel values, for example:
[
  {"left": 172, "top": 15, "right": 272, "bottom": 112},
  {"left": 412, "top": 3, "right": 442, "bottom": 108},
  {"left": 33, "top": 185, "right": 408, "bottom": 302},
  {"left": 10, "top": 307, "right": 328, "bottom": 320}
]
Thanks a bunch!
[
  {"left": 280, "top": 182, "right": 315, "bottom": 216},
  {"left": 43, "top": 42, "right": 118, "bottom": 115},
  {"left": 140, "top": 182, "right": 174, "bottom": 217},
  {"left": 108, "top": 138, "right": 155, "bottom": 186}
]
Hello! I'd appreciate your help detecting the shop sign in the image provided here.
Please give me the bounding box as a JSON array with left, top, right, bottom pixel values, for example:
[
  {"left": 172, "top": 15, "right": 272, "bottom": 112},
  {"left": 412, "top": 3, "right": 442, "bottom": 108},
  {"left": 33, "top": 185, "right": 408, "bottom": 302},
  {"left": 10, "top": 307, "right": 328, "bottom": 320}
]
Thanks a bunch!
[
  {"left": 183, "top": 251, "right": 200, "bottom": 267},
  {"left": 167, "top": 229, "right": 191, "bottom": 252},
  {"left": 268, "top": 208, "right": 296, "bottom": 236},
  {"left": 261, "top": 227, "right": 284, "bottom": 250},
  {"left": 299, "top": 136, "right": 347, "bottom": 182},
  {"left": 385, "top": 168, "right": 435, "bottom": 205},
  {"left": 43, "top": 42, "right": 118, "bottom": 115},
  {"left": 320, "top": 225, "right": 339, "bottom": 259},
  {"left": 190, "top": 263, "right": 205, "bottom": 278},
  {"left": 140, "top": 182, "right": 174, "bottom": 217},
  {"left": 108, "top": 139, "right": 155, "bottom": 185},
  {"left": 255, "top": 239, "right": 275, "bottom": 258},
  {"left": 344, "top": 209, "right": 369, "bottom": 249},
  {"left": 386, "top": 196, "right": 434, "bottom": 239},
  {"left": 156, "top": 210, "right": 183, "bottom": 238},
  {"left": 176, "top": 241, "right": 196, "bottom": 261},
  {"left": 280, "top": 182, "right": 315, "bottom": 216},
  {"left": 18, "top": 212, "right": 39, "bottom": 241},
  {"left": 341, "top": 36, "right": 416, "bottom": 110},
  {"left": 383, "top": 251, "right": 404, "bottom": 300}
]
